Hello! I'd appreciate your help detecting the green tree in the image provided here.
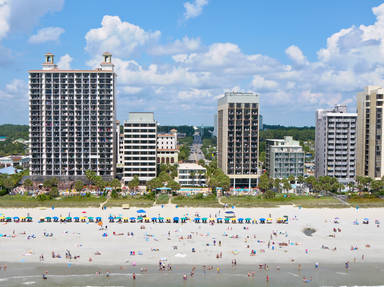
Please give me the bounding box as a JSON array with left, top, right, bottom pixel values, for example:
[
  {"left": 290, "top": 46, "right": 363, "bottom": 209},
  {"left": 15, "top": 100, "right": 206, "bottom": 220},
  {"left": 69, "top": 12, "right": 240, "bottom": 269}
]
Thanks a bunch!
[
  {"left": 198, "top": 159, "right": 205, "bottom": 167},
  {"left": 282, "top": 178, "right": 291, "bottom": 192},
  {"left": 147, "top": 177, "right": 163, "bottom": 190},
  {"left": 110, "top": 178, "right": 121, "bottom": 190},
  {"left": 128, "top": 175, "right": 140, "bottom": 190},
  {"left": 73, "top": 180, "right": 84, "bottom": 192},
  {"left": 370, "top": 179, "right": 383, "bottom": 193},
  {"left": 263, "top": 189, "right": 276, "bottom": 199},
  {"left": 288, "top": 175, "right": 295, "bottom": 184},
  {"left": 167, "top": 179, "right": 180, "bottom": 191},
  {"left": 258, "top": 174, "right": 272, "bottom": 192},
  {"left": 23, "top": 178, "right": 33, "bottom": 190},
  {"left": 85, "top": 170, "right": 97, "bottom": 185},
  {"left": 49, "top": 186, "right": 59, "bottom": 198},
  {"left": 273, "top": 178, "right": 281, "bottom": 193}
]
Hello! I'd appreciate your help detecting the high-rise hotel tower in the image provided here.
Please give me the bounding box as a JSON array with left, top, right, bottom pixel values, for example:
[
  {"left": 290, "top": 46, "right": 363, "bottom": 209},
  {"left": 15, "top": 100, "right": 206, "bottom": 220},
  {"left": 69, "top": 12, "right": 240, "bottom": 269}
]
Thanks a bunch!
[
  {"left": 217, "top": 92, "right": 260, "bottom": 188},
  {"left": 29, "top": 53, "right": 116, "bottom": 179}
]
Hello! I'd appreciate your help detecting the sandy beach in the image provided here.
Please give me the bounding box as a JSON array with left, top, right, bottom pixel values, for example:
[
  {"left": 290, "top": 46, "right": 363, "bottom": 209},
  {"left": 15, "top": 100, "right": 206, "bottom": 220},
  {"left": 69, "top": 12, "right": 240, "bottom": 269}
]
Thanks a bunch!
[{"left": 0, "top": 205, "right": 383, "bottom": 266}]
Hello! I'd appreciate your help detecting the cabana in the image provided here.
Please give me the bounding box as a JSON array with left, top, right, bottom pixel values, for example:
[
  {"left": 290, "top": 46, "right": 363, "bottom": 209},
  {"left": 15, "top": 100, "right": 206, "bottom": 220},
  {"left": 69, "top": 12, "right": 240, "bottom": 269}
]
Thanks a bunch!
[
  {"left": 166, "top": 217, "right": 171, "bottom": 223},
  {"left": 245, "top": 218, "right": 252, "bottom": 224},
  {"left": 26, "top": 216, "right": 32, "bottom": 222},
  {"left": 144, "top": 217, "right": 150, "bottom": 223},
  {"left": 39, "top": 217, "right": 45, "bottom": 223},
  {"left": 108, "top": 216, "right": 115, "bottom": 223},
  {"left": 283, "top": 215, "right": 289, "bottom": 223},
  {"left": 259, "top": 218, "right": 266, "bottom": 224},
  {"left": 237, "top": 218, "right": 244, "bottom": 223},
  {"left": 231, "top": 218, "right": 237, "bottom": 223},
  {"left": 74, "top": 217, "right": 80, "bottom": 223},
  {"left": 20, "top": 217, "right": 26, "bottom": 222},
  {"left": 66, "top": 217, "right": 72, "bottom": 222},
  {"left": 276, "top": 217, "right": 285, "bottom": 224},
  {"left": 224, "top": 218, "right": 230, "bottom": 224},
  {"left": 158, "top": 217, "right": 164, "bottom": 223},
  {"left": 209, "top": 218, "right": 215, "bottom": 223},
  {"left": 151, "top": 217, "right": 157, "bottom": 223},
  {"left": 363, "top": 218, "right": 369, "bottom": 224},
  {"left": 130, "top": 217, "right": 136, "bottom": 223},
  {"left": 5, "top": 217, "right": 11, "bottom": 222},
  {"left": 202, "top": 217, "right": 208, "bottom": 224},
  {"left": 115, "top": 217, "right": 122, "bottom": 223},
  {"left": 53, "top": 216, "right": 59, "bottom": 222},
  {"left": 123, "top": 217, "right": 129, "bottom": 223},
  {"left": 13, "top": 216, "right": 20, "bottom": 223},
  {"left": 60, "top": 217, "right": 66, "bottom": 222},
  {"left": 95, "top": 217, "right": 102, "bottom": 223},
  {"left": 0, "top": 216, "right": 4, "bottom": 222},
  {"left": 88, "top": 217, "right": 94, "bottom": 222},
  {"left": 266, "top": 218, "right": 273, "bottom": 224},
  {"left": 137, "top": 216, "right": 143, "bottom": 223},
  {"left": 80, "top": 217, "right": 87, "bottom": 222},
  {"left": 181, "top": 217, "right": 187, "bottom": 223},
  {"left": 216, "top": 217, "right": 223, "bottom": 223},
  {"left": 194, "top": 217, "right": 200, "bottom": 223},
  {"left": 173, "top": 217, "right": 179, "bottom": 223},
  {"left": 46, "top": 216, "right": 52, "bottom": 222}
]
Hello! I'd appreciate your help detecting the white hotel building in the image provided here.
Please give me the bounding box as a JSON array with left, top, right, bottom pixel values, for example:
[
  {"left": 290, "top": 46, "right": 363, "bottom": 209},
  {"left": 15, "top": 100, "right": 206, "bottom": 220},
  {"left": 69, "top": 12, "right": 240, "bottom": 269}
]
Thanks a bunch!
[
  {"left": 315, "top": 104, "right": 357, "bottom": 183},
  {"left": 123, "top": 113, "right": 157, "bottom": 184},
  {"left": 29, "top": 53, "right": 116, "bottom": 179}
]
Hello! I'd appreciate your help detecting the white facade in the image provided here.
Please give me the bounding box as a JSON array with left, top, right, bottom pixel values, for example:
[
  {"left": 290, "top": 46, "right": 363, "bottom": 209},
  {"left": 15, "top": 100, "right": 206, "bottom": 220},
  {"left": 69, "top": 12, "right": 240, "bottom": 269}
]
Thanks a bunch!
[
  {"left": 315, "top": 104, "right": 357, "bottom": 183},
  {"left": 29, "top": 53, "right": 116, "bottom": 179},
  {"left": 123, "top": 112, "right": 157, "bottom": 183},
  {"left": 157, "top": 133, "right": 177, "bottom": 150},
  {"left": 266, "top": 136, "right": 304, "bottom": 179},
  {"left": 177, "top": 163, "right": 206, "bottom": 186}
]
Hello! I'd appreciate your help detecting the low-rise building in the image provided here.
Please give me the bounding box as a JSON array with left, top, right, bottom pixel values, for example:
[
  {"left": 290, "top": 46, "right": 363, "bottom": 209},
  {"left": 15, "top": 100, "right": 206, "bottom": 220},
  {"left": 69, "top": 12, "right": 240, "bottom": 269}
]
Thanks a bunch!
[
  {"left": 177, "top": 163, "right": 206, "bottom": 186},
  {"left": 157, "top": 130, "right": 178, "bottom": 165},
  {"left": 265, "top": 136, "right": 305, "bottom": 179}
]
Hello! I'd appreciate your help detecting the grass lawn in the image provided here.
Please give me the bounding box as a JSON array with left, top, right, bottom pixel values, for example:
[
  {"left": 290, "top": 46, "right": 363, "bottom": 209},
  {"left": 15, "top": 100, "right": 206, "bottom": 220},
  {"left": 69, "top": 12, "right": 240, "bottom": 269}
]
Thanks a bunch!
[
  {"left": 105, "top": 197, "right": 154, "bottom": 208},
  {"left": 171, "top": 194, "right": 221, "bottom": 207},
  {"left": 156, "top": 194, "right": 169, "bottom": 205},
  {"left": 347, "top": 197, "right": 384, "bottom": 208},
  {"left": 221, "top": 195, "right": 347, "bottom": 208},
  {"left": 0, "top": 195, "right": 104, "bottom": 208}
]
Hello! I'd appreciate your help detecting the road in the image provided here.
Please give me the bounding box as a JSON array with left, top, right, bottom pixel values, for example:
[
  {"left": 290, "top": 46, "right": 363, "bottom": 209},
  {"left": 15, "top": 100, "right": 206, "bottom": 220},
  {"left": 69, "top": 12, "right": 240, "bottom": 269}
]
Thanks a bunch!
[{"left": 188, "top": 131, "right": 205, "bottom": 162}]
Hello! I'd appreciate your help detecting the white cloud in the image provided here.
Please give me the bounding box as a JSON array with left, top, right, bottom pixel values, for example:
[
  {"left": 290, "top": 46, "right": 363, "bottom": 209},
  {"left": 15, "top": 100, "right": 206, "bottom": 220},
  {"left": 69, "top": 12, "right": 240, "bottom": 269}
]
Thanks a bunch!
[
  {"left": 150, "top": 36, "right": 201, "bottom": 55},
  {"left": 80, "top": 3, "right": 384, "bottom": 126},
  {"left": 57, "top": 54, "right": 72, "bottom": 69},
  {"left": 85, "top": 15, "right": 160, "bottom": 58},
  {"left": 0, "top": 79, "right": 27, "bottom": 100},
  {"left": 0, "top": 0, "right": 11, "bottom": 40},
  {"left": 184, "top": 0, "right": 208, "bottom": 20},
  {"left": 285, "top": 45, "right": 308, "bottom": 66},
  {"left": 251, "top": 75, "right": 278, "bottom": 91},
  {"left": 29, "top": 26, "right": 64, "bottom": 44}
]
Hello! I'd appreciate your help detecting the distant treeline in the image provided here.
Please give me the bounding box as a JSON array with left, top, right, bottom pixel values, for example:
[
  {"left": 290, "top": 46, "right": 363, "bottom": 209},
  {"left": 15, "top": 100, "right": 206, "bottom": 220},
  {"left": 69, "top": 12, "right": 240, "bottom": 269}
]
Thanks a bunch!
[
  {"left": 260, "top": 125, "right": 315, "bottom": 153},
  {"left": 0, "top": 125, "right": 29, "bottom": 140}
]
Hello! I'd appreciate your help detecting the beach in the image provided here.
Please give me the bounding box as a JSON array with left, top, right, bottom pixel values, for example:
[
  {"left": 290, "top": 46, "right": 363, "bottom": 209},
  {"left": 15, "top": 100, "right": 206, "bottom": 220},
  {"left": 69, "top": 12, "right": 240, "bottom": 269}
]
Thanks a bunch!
[{"left": 0, "top": 205, "right": 383, "bottom": 285}]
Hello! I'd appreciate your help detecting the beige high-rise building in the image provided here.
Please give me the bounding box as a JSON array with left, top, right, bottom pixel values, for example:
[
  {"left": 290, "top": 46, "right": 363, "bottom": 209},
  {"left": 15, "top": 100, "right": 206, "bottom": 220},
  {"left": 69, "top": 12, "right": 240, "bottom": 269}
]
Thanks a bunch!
[
  {"left": 357, "top": 86, "right": 384, "bottom": 179},
  {"left": 217, "top": 92, "right": 259, "bottom": 188}
]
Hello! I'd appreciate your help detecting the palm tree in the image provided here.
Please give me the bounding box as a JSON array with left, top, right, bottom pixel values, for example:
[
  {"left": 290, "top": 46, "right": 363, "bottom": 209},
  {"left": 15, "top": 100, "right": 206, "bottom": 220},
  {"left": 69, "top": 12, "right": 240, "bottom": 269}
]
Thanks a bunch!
[{"left": 190, "top": 171, "right": 196, "bottom": 186}]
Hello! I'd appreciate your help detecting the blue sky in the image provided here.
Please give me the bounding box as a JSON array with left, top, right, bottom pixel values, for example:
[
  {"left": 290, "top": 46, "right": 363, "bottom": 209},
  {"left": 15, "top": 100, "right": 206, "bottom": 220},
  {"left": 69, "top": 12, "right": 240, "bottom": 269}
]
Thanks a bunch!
[{"left": 0, "top": 0, "right": 384, "bottom": 126}]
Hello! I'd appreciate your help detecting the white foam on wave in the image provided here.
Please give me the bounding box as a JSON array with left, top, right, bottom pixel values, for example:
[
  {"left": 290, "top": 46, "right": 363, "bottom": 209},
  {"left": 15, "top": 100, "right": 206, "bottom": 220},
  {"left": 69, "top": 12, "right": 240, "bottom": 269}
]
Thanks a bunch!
[{"left": 22, "top": 282, "right": 36, "bottom": 285}]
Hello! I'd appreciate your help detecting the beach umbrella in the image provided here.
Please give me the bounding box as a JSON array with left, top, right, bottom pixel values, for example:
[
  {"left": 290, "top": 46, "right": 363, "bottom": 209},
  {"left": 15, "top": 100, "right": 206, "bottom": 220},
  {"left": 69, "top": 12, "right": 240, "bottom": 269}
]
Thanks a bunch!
[
  {"left": 130, "top": 217, "right": 136, "bottom": 220},
  {"left": 151, "top": 217, "right": 157, "bottom": 221},
  {"left": 53, "top": 216, "right": 58, "bottom": 221},
  {"left": 123, "top": 217, "right": 129, "bottom": 222},
  {"left": 137, "top": 209, "right": 146, "bottom": 214},
  {"left": 245, "top": 217, "right": 251, "bottom": 221},
  {"left": 259, "top": 218, "right": 266, "bottom": 221},
  {"left": 108, "top": 216, "right": 114, "bottom": 220},
  {"left": 74, "top": 217, "right": 79, "bottom": 220},
  {"left": 115, "top": 216, "right": 122, "bottom": 220},
  {"left": 224, "top": 217, "right": 230, "bottom": 221},
  {"left": 158, "top": 216, "right": 164, "bottom": 220},
  {"left": 194, "top": 217, "right": 200, "bottom": 222}
]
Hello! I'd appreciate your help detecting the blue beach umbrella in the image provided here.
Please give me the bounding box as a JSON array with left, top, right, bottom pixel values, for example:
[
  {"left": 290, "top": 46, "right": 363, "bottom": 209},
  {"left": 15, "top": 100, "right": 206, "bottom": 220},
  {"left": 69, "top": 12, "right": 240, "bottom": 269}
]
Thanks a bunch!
[{"left": 137, "top": 209, "right": 146, "bottom": 214}]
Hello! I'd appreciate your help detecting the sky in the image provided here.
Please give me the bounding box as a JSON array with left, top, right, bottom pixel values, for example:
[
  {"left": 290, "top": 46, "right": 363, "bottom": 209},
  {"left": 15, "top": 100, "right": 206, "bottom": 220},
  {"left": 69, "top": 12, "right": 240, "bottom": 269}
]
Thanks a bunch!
[{"left": 0, "top": 0, "right": 384, "bottom": 127}]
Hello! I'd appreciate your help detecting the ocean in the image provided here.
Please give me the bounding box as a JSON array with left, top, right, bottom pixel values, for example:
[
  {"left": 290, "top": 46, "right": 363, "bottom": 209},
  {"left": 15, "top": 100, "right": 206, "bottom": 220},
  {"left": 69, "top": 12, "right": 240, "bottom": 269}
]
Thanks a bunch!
[{"left": 0, "top": 262, "right": 383, "bottom": 286}]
